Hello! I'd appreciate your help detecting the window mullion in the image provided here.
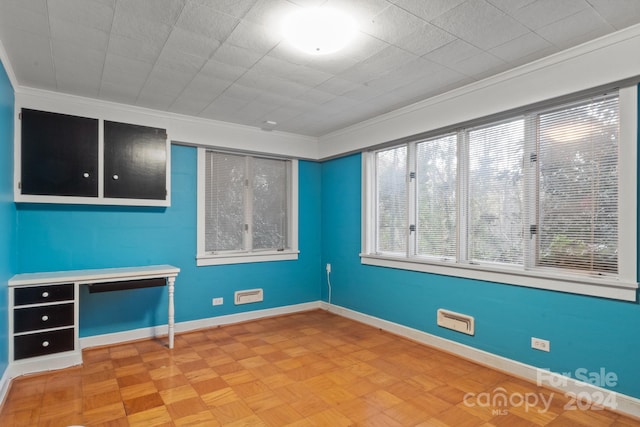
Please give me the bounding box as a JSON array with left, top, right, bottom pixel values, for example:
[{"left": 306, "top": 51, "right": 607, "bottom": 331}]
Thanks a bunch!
[
  {"left": 244, "top": 156, "right": 253, "bottom": 252},
  {"left": 407, "top": 143, "right": 417, "bottom": 258},
  {"left": 617, "top": 86, "right": 637, "bottom": 283},
  {"left": 523, "top": 114, "right": 538, "bottom": 270},
  {"left": 457, "top": 130, "right": 469, "bottom": 263}
]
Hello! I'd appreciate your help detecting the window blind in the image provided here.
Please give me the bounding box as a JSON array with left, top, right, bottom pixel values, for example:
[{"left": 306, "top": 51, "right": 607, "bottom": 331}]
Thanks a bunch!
[
  {"left": 536, "top": 95, "right": 619, "bottom": 274},
  {"left": 468, "top": 119, "right": 525, "bottom": 265},
  {"left": 204, "top": 151, "right": 246, "bottom": 252},
  {"left": 252, "top": 157, "right": 289, "bottom": 251},
  {"left": 416, "top": 134, "right": 457, "bottom": 260},
  {"left": 376, "top": 145, "right": 407, "bottom": 254}
]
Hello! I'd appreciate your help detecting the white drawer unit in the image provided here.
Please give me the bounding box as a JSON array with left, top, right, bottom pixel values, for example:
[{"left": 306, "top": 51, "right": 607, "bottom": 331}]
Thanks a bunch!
[
  {"left": 8, "top": 265, "right": 179, "bottom": 376},
  {"left": 9, "top": 283, "right": 81, "bottom": 374}
]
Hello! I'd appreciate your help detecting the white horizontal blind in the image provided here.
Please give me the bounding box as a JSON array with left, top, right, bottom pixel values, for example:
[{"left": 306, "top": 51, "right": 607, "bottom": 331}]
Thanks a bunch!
[
  {"left": 536, "top": 95, "right": 619, "bottom": 274},
  {"left": 376, "top": 145, "right": 407, "bottom": 254},
  {"left": 204, "top": 151, "right": 246, "bottom": 252},
  {"left": 416, "top": 134, "right": 457, "bottom": 260},
  {"left": 468, "top": 119, "right": 525, "bottom": 265},
  {"left": 252, "top": 157, "right": 289, "bottom": 251}
]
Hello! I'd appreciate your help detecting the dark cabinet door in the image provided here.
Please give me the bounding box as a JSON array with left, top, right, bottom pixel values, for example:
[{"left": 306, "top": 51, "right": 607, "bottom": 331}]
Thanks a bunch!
[
  {"left": 104, "top": 121, "right": 167, "bottom": 200},
  {"left": 21, "top": 109, "right": 98, "bottom": 197}
]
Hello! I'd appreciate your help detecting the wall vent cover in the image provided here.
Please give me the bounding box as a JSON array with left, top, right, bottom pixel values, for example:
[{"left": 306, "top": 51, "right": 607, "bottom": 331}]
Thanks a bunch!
[
  {"left": 234, "top": 288, "right": 264, "bottom": 305},
  {"left": 437, "top": 309, "right": 475, "bottom": 335}
]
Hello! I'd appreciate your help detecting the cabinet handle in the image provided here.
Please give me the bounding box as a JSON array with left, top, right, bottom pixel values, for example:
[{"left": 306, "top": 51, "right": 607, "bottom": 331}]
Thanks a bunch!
[
  {"left": 112, "top": 174, "right": 119, "bottom": 180},
  {"left": 83, "top": 172, "right": 90, "bottom": 178},
  {"left": 42, "top": 315, "right": 49, "bottom": 322},
  {"left": 42, "top": 341, "right": 49, "bottom": 348},
  {"left": 42, "top": 291, "right": 49, "bottom": 298}
]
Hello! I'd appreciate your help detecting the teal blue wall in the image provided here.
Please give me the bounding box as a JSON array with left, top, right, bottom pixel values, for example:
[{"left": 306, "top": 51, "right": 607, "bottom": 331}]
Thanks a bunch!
[
  {"left": 17, "top": 147, "right": 322, "bottom": 337},
  {"left": 0, "top": 60, "right": 15, "bottom": 375},
  {"left": 321, "top": 149, "right": 640, "bottom": 399}
]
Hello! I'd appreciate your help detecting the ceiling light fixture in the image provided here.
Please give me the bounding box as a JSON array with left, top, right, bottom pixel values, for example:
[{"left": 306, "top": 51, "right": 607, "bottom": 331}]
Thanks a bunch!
[{"left": 282, "top": 7, "right": 356, "bottom": 55}]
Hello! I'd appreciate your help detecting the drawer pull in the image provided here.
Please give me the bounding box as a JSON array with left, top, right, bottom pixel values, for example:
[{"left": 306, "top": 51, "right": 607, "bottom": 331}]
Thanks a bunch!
[
  {"left": 41, "top": 315, "right": 49, "bottom": 322},
  {"left": 42, "top": 291, "right": 49, "bottom": 298},
  {"left": 42, "top": 341, "right": 49, "bottom": 348}
]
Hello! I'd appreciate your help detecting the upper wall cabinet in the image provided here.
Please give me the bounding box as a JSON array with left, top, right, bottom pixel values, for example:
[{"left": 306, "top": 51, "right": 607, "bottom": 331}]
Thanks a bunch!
[
  {"left": 20, "top": 109, "right": 99, "bottom": 198},
  {"left": 16, "top": 109, "right": 170, "bottom": 207},
  {"left": 104, "top": 121, "right": 167, "bottom": 201}
]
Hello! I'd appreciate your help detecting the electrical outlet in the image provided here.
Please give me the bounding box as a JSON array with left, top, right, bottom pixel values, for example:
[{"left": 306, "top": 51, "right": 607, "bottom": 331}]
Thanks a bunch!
[
  {"left": 326, "top": 263, "right": 331, "bottom": 273},
  {"left": 531, "top": 337, "right": 550, "bottom": 352},
  {"left": 212, "top": 297, "right": 223, "bottom": 306}
]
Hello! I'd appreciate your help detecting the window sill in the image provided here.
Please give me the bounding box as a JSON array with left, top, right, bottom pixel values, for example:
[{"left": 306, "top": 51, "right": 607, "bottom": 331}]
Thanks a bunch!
[
  {"left": 360, "top": 254, "right": 638, "bottom": 302},
  {"left": 197, "top": 250, "right": 299, "bottom": 266}
]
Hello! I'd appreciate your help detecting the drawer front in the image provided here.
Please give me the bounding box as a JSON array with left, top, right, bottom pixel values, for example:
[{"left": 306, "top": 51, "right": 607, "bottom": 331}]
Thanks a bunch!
[
  {"left": 14, "top": 284, "right": 74, "bottom": 306},
  {"left": 14, "top": 303, "right": 74, "bottom": 333},
  {"left": 14, "top": 328, "right": 74, "bottom": 360}
]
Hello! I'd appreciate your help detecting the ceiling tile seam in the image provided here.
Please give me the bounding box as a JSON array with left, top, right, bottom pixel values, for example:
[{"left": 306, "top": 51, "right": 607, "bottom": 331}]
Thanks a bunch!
[
  {"left": 371, "top": 2, "right": 510, "bottom": 65},
  {"left": 193, "top": 28, "right": 287, "bottom": 120},
  {"left": 133, "top": 1, "right": 190, "bottom": 106},
  {"left": 97, "top": 1, "right": 118, "bottom": 100},
  {"left": 583, "top": 1, "right": 615, "bottom": 30},
  {"left": 586, "top": 2, "right": 615, "bottom": 28},
  {"left": 533, "top": 8, "right": 610, "bottom": 49},
  {"left": 43, "top": 0, "right": 58, "bottom": 92},
  {"left": 170, "top": 13, "right": 263, "bottom": 116}
]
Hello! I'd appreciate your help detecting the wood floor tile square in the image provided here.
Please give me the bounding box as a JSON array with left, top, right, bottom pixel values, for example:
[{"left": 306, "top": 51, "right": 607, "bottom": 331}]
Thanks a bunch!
[
  {"left": 232, "top": 379, "right": 271, "bottom": 398},
  {"left": 154, "top": 373, "right": 190, "bottom": 391},
  {"left": 114, "top": 362, "right": 148, "bottom": 378},
  {"left": 211, "top": 399, "right": 255, "bottom": 424},
  {"left": 174, "top": 410, "right": 220, "bottom": 427},
  {"left": 119, "top": 381, "right": 159, "bottom": 400},
  {"left": 82, "top": 389, "right": 122, "bottom": 412},
  {"left": 82, "top": 401, "right": 127, "bottom": 425},
  {"left": 191, "top": 376, "right": 228, "bottom": 395},
  {"left": 306, "top": 407, "right": 355, "bottom": 426},
  {"left": 126, "top": 405, "right": 172, "bottom": 426},
  {"left": 123, "top": 392, "right": 165, "bottom": 415},
  {"left": 360, "top": 411, "right": 404, "bottom": 427},
  {"left": 384, "top": 401, "right": 431, "bottom": 426},
  {"left": 159, "top": 384, "right": 199, "bottom": 404},
  {"left": 148, "top": 365, "right": 182, "bottom": 382},
  {"left": 183, "top": 367, "right": 221, "bottom": 383},
  {"left": 201, "top": 387, "right": 241, "bottom": 407},
  {"left": 83, "top": 378, "right": 120, "bottom": 395},
  {"left": 165, "top": 396, "right": 208, "bottom": 419},
  {"left": 117, "top": 371, "right": 153, "bottom": 388},
  {"left": 256, "top": 403, "right": 303, "bottom": 427},
  {"left": 244, "top": 390, "right": 286, "bottom": 413}
]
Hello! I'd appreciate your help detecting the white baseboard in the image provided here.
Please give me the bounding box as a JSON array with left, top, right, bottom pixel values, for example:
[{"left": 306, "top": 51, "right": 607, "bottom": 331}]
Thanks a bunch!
[
  {"left": 0, "top": 350, "right": 83, "bottom": 412},
  {"left": 321, "top": 302, "right": 640, "bottom": 420},
  {"left": 80, "top": 301, "right": 322, "bottom": 349},
  {"left": 0, "top": 365, "right": 11, "bottom": 411},
  {"left": 6, "top": 351, "right": 83, "bottom": 378}
]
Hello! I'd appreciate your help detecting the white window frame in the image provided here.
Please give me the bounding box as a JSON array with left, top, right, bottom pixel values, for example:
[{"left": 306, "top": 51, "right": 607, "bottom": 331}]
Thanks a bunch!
[
  {"left": 197, "top": 148, "right": 299, "bottom": 266},
  {"left": 362, "top": 86, "right": 638, "bottom": 301}
]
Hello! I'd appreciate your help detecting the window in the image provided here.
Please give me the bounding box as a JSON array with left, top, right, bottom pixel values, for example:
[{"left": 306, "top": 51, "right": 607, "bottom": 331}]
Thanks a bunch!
[
  {"left": 362, "top": 88, "right": 638, "bottom": 301},
  {"left": 197, "top": 149, "right": 298, "bottom": 266}
]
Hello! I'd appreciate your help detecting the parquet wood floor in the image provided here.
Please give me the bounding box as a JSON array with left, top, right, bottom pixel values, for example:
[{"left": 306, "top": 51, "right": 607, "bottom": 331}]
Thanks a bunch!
[{"left": 0, "top": 310, "right": 637, "bottom": 426}]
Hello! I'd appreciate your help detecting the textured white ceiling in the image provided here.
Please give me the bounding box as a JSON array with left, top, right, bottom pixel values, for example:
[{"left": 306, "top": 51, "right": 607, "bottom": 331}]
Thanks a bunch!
[{"left": 1, "top": 0, "right": 639, "bottom": 137}]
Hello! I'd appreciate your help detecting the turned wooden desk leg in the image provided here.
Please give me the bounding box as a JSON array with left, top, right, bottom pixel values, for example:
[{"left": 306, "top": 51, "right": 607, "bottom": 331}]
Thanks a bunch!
[{"left": 168, "top": 276, "right": 175, "bottom": 349}]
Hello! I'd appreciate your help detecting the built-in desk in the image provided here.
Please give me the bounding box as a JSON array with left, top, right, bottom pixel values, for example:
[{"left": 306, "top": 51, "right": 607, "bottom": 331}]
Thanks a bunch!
[{"left": 8, "top": 265, "right": 179, "bottom": 376}]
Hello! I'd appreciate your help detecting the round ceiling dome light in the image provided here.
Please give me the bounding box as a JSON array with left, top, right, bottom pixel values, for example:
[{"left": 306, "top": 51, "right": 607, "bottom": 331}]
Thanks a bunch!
[{"left": 282, "top": 7, "right": 356, "bottom": 55}]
